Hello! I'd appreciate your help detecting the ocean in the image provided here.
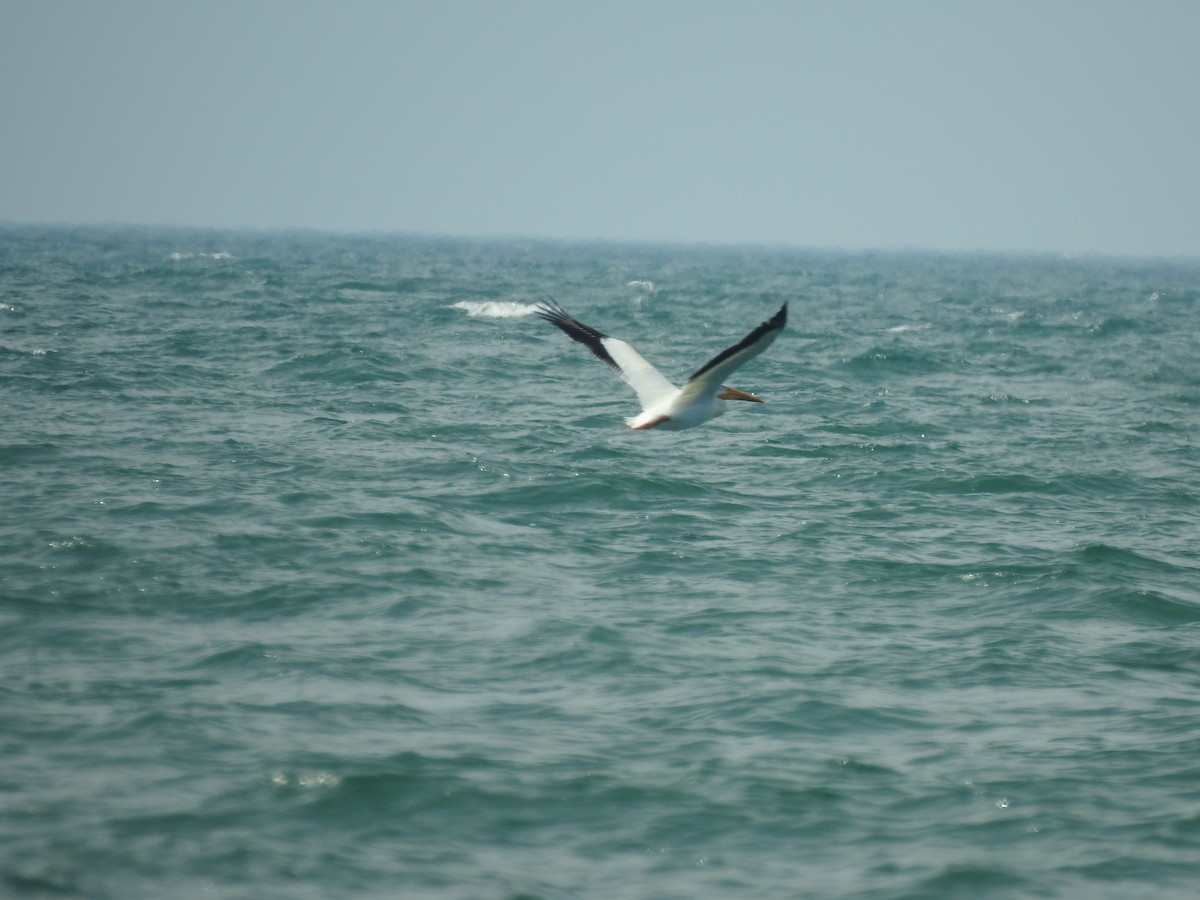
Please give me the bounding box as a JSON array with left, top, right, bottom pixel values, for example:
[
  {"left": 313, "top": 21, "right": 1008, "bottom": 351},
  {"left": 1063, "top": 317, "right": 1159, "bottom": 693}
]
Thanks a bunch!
[{"left": 1, "top": 224, "right": 1198, "bottom": 899}]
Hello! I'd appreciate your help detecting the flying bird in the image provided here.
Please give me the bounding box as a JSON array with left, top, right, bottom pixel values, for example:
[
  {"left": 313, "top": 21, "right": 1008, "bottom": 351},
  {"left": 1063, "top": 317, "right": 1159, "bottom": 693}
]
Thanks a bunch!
[{"left": 536, "top": 299, "right": 787, "bottom": 430}]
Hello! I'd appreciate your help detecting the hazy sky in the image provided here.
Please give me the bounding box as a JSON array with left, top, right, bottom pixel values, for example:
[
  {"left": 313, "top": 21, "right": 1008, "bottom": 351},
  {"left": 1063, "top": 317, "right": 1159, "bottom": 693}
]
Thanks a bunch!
[{"left": 3, "top": 1, "right": 1198, "bottom": 256}]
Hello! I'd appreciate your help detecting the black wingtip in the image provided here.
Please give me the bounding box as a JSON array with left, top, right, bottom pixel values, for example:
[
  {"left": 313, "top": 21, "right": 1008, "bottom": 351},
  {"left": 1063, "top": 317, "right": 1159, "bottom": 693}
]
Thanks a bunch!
[
  {"left": 684, "top": 300, "right": 789, "bottom": 383},
  {"left": 535, "top": 298, "right": 621, "bottom": 372},
  {"left": 534, "top": 295, "right": 566, "bottom": 323},
  {"left": 536, "top": 296, "right": 603, "bottom": 333}
]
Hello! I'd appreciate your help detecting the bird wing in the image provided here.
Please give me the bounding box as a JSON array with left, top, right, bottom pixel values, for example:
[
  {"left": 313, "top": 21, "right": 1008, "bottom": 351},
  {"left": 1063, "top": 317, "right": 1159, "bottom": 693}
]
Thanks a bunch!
[
  {"left": 675, "top": 303, "right": 788, "bottom": 406},
  {"left": 536, "top": 300, "right": 678, "bottom": 411}
]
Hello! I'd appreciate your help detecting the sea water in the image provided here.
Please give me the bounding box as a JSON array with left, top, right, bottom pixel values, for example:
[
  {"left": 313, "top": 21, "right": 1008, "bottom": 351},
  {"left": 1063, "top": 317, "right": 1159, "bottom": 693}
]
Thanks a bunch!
[{"left": 2, "top": 225, "right": 1199, "bottom": 898}]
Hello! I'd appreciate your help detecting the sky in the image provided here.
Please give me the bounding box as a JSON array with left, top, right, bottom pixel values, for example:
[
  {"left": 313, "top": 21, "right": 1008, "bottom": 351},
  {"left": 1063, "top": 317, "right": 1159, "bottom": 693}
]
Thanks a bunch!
[{"left": 2, "top": 0, "right": 1199, "bottom": 257}]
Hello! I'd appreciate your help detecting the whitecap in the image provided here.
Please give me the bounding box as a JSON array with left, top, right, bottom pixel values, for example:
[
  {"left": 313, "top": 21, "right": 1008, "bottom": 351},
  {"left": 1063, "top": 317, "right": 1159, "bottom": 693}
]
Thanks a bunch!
[
  {"left": 450, "top": 300, "right": 540, "bottom": 319},
  {"left": 167, "top": 251, "right": 234, "bottom": 261}
]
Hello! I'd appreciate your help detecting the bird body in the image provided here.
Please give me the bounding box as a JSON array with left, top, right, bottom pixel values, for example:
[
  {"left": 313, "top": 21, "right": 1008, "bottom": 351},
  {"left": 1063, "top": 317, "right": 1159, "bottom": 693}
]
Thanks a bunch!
[{"left": 536, "top": 300, "right": 787, "bottom": 430}]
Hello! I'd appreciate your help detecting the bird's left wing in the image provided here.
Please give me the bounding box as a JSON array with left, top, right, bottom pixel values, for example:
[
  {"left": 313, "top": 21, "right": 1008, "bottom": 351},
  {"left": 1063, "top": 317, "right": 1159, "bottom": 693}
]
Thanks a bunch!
[
  {"left": 677, "top": 303, "right": 788, "bottom": 404},
  {"left": 536, "top": 300, "right": 677, "bottom": 411}
]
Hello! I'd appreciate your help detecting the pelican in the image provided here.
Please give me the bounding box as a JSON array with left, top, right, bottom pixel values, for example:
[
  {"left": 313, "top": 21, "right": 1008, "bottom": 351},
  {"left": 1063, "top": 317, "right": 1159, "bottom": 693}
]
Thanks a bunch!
[{"left": 536, "top": 299, "right": 787, "bottom": 430}]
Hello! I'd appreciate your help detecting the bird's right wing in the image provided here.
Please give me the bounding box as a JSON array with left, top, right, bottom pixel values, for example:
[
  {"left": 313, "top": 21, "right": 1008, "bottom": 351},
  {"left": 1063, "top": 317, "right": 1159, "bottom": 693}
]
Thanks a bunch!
[{"left": 536, "top": 300, "right": 678, "bottom": 411}]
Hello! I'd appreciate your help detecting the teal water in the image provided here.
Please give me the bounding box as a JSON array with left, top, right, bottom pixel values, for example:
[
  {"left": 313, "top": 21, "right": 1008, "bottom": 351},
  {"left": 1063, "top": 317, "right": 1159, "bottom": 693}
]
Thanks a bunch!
[{"left": 2, "top": 225, "right": 1199, "bottom": 898}]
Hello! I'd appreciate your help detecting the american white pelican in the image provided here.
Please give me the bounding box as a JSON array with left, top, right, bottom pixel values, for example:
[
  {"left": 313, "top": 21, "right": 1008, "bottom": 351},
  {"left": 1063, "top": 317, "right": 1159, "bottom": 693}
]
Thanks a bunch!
[{"left": 537, "top": 300, "right": 787, "bottom": 430}]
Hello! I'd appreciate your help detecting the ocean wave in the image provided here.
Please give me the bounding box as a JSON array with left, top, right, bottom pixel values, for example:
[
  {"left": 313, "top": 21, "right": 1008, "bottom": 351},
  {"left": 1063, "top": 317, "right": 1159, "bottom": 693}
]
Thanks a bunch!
[
  {"left": 167, "top": 250, "right": 234, "bottom": 261},
  {"left": 450, "top": 299, "right": 540, "bottom": 318}
]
